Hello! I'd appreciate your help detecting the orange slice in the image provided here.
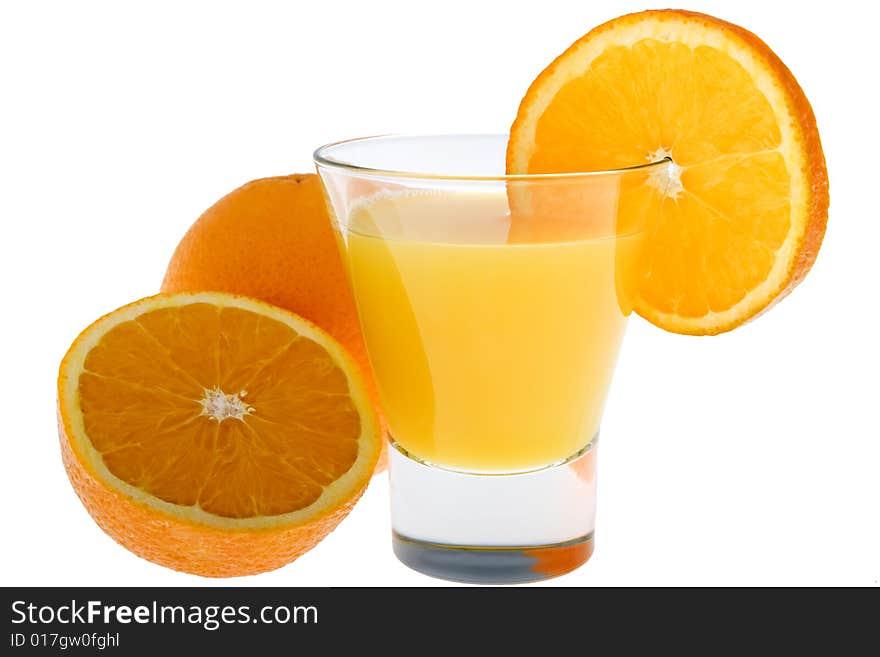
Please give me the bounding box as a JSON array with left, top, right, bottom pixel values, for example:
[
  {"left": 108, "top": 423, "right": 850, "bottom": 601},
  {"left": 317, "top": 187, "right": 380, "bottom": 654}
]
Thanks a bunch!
[
  {"left": 58, "top": 292, "right": 380, "bottom": 577},
  {"left": 507, "top": 9, "right": 829, "bottom": 334}
]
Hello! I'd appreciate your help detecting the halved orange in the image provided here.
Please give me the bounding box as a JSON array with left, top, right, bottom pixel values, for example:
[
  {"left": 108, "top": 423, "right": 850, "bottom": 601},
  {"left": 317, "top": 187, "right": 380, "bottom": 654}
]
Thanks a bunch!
[
  {"left": 58, "top": 292, "right": 380, "bottom": 577},
  {"left": 508, "top": 9, "right": 829, "bottom": 334}
]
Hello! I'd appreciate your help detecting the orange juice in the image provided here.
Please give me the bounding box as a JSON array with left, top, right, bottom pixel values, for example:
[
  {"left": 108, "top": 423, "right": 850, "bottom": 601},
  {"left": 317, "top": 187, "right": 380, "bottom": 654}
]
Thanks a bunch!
[{"left": 339, "top": 191, "right": 642, "bottom": 473}]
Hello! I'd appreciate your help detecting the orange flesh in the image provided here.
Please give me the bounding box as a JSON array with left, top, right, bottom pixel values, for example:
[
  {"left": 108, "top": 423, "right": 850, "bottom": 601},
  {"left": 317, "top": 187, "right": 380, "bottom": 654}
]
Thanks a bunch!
[
  {"left": 78, "top": 303, "right": 361, "bottom": 518},
  {"left": 515, "top": 35, "right": 803, "bottom": 324}
]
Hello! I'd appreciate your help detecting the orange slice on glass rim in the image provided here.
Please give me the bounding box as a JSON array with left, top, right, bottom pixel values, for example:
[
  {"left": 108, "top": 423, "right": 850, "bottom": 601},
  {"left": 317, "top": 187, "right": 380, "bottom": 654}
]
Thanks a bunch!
[{"left": 507, "top": 9, "right": 829, "bottom": 334}]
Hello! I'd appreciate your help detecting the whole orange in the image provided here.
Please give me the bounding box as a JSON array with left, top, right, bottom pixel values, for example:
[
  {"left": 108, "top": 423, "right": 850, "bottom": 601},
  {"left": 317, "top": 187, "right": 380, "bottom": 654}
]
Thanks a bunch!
[{"left": 162, "top": 174, "right": 387, "bottom": 470}]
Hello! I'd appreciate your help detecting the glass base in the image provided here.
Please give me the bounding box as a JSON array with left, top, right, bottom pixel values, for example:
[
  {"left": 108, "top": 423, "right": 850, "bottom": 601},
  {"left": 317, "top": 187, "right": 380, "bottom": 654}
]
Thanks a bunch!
[
  {"left": 389, "top": 438, "right": 598, "bottom": 584},
  {"left": 392, "top": 532, "right": 594, "bottom": 584}
]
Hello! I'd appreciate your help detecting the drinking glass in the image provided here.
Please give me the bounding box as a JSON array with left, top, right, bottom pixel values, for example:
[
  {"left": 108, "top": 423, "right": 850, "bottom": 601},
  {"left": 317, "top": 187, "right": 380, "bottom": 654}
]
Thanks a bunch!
[{"left": 315, "top": 135, "right": 668, "bottom": 583}]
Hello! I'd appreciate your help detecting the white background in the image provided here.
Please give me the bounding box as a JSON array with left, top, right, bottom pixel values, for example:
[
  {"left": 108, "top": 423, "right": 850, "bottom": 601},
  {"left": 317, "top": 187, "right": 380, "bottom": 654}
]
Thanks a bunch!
[{"left": 1, "top": 0, "right": 877, "bottom": 587}]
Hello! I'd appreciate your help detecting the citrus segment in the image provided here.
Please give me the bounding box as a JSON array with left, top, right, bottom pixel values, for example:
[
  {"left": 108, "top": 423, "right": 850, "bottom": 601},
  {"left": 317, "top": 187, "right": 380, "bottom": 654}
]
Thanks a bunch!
[
  {"left": 58, "top": 292, "right": 380, "bottom": 576},
  {"left": 507, "top": 10, "right": 828, "bottom": 334}
]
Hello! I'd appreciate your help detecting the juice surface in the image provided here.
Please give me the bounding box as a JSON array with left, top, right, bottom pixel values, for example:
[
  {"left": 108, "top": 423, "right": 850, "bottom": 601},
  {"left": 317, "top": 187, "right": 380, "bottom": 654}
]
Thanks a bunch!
[{"left": 339, "top": 191, "right": 642, "bottom": 473}]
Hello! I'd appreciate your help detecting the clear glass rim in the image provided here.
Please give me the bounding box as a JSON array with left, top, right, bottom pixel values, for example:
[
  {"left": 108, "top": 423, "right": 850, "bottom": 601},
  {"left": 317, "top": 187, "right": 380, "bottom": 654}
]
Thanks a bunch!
[{"left": 313, "top": 133, "right": 671, "bottom": 182}]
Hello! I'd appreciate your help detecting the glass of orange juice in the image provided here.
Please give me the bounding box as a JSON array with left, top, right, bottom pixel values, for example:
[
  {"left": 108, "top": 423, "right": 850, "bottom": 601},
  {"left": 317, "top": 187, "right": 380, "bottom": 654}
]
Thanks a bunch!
[{"left": 315, "top": 135, "right": 668, "bottom": 583}]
